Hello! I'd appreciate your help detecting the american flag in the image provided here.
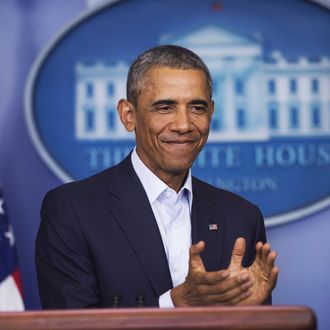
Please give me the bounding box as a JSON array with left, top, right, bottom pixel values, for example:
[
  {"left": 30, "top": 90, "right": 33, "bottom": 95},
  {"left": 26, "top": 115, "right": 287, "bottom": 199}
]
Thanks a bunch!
[
  {"left": 0, "top": 187, "right": 24, "bottom": 310},
  {"left": 208, "top": 223, "right": 218, "bottom": 231}
]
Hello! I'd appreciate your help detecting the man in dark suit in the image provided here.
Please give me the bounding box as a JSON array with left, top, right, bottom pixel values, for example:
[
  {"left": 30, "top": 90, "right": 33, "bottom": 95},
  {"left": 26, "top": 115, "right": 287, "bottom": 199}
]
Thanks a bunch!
[{"left": 36, "top": 45, "right": 278, "bottom": 309}]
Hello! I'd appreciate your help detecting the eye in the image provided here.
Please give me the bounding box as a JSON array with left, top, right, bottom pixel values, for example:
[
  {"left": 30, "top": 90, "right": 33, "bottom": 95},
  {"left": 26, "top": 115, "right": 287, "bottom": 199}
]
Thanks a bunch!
[
  {"left": 156, "top": 105, "right": 175, "bottom": 113},
  {"left": 189, "top": 105, "right": 208, "bottom": 113}
]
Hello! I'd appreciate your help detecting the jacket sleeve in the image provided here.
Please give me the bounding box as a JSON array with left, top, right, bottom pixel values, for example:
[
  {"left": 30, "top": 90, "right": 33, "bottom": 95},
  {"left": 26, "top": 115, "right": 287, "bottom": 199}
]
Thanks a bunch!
[
  {"left": 253, "top": 206, "right": 272, "bottom": 305},
  {"left": 35, "top": 189, "right": 100, "bottom": 309}
]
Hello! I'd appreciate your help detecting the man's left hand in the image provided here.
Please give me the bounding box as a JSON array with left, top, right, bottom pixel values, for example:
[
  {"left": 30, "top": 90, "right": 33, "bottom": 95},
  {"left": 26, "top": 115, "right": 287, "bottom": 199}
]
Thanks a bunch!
[{"left": 227, "top": 238, "right": 279, "bottom": 305}]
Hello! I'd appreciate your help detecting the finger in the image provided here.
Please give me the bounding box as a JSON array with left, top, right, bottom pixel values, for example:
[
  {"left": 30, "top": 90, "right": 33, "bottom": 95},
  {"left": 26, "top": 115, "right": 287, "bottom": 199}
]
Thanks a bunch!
[
  {"left": 258, "top": 250, "right": 278, "bottom": 289},
  {"left": 263, "top": 250, "right": 277, "bottom": 277},
  {"left": 261, "top": 243, "right": 271, "bottom": 261},
  {"left": 209, "top": 275, "right": 253, "bottom": 305},
  {"left": 267, "top": 251, "right": 277, "bottom": 265},
  {"left": 206, "top": 269, "right": 251, "bottom": 294},
  {"left": 224, "top": 288, "right": 252, "bottom": 305},
  {"left": 229, "top": 237, "right": 246, "bottom": 272},
  {"left": 189, "top": 241, "right": 206, "bottom": 272},
  {"left": 255, "top": 241, "right": 263, "bottom": 257},
  {"left": 232, "top": 237, "right": 246, "bottom": 262},
  {"left": 201, "top": 269, "right": 230, "bottom": 285},
  {"left": 267, "top": 266, "right": 280, "bottom": 290},
  {"left": 184, "top": 270, "right": 252, "bottom": 306},
  {"left": 255, "top": 242, "right": 272, "bottom": 267}
]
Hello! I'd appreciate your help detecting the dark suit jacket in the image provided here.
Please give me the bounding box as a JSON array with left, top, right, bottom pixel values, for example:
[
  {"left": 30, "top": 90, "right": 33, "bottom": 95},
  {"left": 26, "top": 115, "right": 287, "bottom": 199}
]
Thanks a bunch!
[{"left": 36, "top": 154, "right": 267, "bottom": 309}]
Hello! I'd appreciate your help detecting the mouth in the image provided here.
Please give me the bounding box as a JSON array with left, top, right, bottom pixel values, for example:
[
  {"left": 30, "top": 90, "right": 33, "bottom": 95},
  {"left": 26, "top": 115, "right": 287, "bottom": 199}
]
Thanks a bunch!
[
  {"left": 161, "top": 138, "right": 199, "bottom": 152},
  {"left": 163, "top": 139, "right": 196, "bottom": 144},
  {"left": 161, "top": 135, "right": 199, "bottom": 143}
]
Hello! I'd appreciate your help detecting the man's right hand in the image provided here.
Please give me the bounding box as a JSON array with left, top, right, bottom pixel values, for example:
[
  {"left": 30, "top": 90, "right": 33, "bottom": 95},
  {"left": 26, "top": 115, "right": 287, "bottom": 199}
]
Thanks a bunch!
[{"left": 170, "top": 241, "right": 253, "bottom": 306}]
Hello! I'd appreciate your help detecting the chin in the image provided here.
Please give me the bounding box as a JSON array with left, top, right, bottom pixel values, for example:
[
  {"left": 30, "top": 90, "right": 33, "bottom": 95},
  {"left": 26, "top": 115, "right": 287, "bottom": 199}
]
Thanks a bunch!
[{"left": 164, "top": 161, "right": 193, "bottom": 175}]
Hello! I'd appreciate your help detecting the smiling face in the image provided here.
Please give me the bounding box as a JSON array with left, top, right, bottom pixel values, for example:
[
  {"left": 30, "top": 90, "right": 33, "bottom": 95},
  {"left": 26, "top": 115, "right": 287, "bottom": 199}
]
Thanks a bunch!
[{"left": 118, "top": 66, "right": 214, "bottom": 189}]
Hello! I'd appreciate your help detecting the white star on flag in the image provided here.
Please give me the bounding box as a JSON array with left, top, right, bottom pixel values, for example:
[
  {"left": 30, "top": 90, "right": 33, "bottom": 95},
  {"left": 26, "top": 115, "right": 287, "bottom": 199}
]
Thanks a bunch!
[
  {"left": 0, "top": 198, "right": 5, "bottom": 215},
  {"left": 4, "top": 225, "right": 15, "bottom": 247}
]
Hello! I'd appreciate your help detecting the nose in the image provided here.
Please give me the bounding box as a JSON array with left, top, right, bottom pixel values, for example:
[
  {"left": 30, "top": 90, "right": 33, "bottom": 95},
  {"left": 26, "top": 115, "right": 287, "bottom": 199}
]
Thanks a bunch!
[{"left": 170, "top": 108, "right": 193, "bottom": 133}]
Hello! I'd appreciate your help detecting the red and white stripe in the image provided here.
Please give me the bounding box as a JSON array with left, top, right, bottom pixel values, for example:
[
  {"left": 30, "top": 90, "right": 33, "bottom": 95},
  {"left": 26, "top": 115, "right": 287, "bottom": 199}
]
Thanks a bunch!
[{"left": 0, "top": 269, "right": 24, "bottom": 311}]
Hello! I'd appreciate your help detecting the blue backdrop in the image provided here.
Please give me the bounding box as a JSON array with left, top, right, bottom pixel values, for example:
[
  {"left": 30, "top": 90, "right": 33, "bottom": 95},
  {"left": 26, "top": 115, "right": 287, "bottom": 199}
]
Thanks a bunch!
[{"left": 0, "top": 0, "right": 329, "bottom": 329}]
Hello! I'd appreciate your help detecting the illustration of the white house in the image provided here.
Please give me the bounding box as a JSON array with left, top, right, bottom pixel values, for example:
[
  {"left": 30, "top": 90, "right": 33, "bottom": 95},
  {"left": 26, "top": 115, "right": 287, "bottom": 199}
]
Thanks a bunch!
[{"left": 75, "top": 25, "right": 330, "bottom": 141}]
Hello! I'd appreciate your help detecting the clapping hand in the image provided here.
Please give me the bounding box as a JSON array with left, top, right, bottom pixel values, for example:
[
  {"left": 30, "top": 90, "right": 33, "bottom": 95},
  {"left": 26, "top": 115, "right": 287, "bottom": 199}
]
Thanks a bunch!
[{"left": 227, "top": 238, "right": 279, "bottom": 305}]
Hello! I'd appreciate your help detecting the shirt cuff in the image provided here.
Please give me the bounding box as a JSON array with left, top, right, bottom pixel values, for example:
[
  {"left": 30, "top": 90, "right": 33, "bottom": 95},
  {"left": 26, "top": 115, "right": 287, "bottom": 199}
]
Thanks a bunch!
[{"left": 159, "top": 289, "right": 175, "bottom": 308}]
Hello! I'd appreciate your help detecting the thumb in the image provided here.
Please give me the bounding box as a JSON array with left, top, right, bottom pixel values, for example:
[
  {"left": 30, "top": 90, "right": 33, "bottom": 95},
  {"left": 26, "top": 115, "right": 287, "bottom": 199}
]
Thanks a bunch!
[
  {"left": 229, "top": 237, "right": 246, "bottom": 271},
  {"left": 189, "top": 241, "right": 206, "bottom": 273}
]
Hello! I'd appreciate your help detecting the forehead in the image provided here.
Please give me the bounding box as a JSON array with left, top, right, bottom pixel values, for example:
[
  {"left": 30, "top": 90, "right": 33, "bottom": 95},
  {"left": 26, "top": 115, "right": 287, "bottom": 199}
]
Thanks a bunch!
[{"left": 140, "top": 66, "right": 211, "bottom": 99}]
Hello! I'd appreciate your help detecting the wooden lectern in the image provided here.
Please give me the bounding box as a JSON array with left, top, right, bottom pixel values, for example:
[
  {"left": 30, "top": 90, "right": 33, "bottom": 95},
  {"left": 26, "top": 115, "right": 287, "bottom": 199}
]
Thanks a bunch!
[{"left": 0, "top": 305, "right": 316, "bottom": 330}]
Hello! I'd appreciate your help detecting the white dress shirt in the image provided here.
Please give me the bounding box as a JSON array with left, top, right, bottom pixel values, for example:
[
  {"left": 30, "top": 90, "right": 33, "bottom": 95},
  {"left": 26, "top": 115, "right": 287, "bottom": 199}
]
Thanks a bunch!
[{"left": 131, "top": 148, "right": 192, "bottom": 307}]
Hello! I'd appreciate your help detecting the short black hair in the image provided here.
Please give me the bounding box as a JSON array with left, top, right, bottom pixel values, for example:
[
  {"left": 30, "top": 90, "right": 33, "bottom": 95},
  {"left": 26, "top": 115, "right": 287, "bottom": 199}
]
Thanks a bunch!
[{"left": 127, "top": 45, "right": 213, "bottom": 105}]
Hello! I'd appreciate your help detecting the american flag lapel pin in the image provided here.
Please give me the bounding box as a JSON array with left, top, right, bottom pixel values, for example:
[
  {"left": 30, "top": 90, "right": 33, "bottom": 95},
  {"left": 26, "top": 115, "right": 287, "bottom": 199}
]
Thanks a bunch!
[{"left": 208, "top": 223, "right": 218, "bottom": 231}]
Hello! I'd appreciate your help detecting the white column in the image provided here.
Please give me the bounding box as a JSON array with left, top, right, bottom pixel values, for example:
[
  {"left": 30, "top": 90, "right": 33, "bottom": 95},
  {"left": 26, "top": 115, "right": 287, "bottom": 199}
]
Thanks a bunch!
[
  {"left": 224, "top": 71, "right": 236, "bottom": 133},
  {"left": 94, "top": 80, "right": 107, "bottom": 138},
  {"left": 248, "top": 71, "right": 265, "bottom": 132},
  {"left": 277, "top": 77, "right": 289, "bottom": 134},
  {"left": 298, "top": 76, "right": 310, "bottom": 134},
  {"left": 75, "top": 81, "right": 86, "bottom": 139},
  {"left": 320, "top": 75, "right": 330, "bottom": 132}
]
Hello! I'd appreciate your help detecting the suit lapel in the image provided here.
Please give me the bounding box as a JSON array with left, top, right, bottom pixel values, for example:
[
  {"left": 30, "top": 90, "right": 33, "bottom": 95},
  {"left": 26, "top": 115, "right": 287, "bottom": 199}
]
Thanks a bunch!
[
  {"left": 107, "top": 157, "right": 173, "bottom": 296},
  {"left": 191, "top": 178, "right": 227, "bottom": 272}
]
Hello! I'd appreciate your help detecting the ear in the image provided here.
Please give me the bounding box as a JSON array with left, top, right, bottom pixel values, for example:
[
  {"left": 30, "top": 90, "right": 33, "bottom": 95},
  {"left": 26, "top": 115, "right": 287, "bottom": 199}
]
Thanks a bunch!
[{"left": 117, "top": 99, "right": 135, "bottom": 132}]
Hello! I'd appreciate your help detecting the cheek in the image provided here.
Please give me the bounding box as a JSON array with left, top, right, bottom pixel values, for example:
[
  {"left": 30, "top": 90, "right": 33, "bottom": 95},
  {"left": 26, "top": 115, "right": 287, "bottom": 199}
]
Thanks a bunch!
[
  {"left": 136, "top": 120, "right": 162, "bottom": 146},
  {"left": 147, "top": 118, "right": 167, "bottom": 135},
  {"left": 195, "top": 118, "right": 211, "bottom": 134}
]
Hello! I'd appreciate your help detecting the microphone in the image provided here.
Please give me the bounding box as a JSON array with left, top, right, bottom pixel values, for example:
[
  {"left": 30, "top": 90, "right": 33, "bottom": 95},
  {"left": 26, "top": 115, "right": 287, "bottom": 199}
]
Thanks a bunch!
[
  {"left": 136, "top": 290, "right": 146, "bottom": 307},
  {"left": 112, "top": 293, "right": 121, "bottom": 308}
]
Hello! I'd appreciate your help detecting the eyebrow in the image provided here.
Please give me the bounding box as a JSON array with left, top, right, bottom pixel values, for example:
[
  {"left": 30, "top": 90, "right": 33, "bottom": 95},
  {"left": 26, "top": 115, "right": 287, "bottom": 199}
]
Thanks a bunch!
[
  {"left": 188, "top": 100, "right": 208, "bottom": 107},
  {"left": 151, "top": 99, "right": 177, "bottom": 107},
  {"left": 151, "top": 99, "right": 209, "bottom": 107}
]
